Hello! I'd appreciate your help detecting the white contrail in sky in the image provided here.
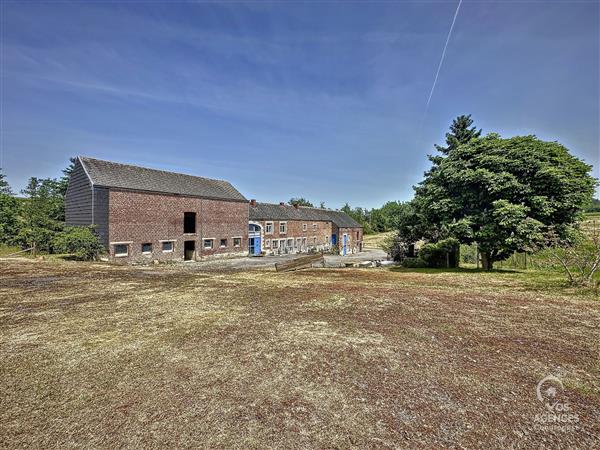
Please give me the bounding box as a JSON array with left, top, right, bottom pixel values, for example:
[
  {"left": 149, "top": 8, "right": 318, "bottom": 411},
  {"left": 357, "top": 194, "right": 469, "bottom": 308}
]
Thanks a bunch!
[{"left": 424, "top": 0, "right": 463, "bottom": 113}]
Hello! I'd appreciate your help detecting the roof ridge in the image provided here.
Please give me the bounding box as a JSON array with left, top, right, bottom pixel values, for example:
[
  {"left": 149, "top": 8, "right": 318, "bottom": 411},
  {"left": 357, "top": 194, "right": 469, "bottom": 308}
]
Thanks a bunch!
[
  {"left": 79, "top": 156, "right": 231, "bottom": 185},
  {"left": 252, "top": 201, "right": 339, "bottom": 212}
]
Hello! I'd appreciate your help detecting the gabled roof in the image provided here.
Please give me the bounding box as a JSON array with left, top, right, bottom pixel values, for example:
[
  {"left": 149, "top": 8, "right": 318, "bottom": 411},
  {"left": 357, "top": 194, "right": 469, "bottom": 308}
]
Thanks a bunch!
[
  {"left": 249, "top": 202, "right": 362, "bottom": 228},
  {"left": 78, "top": 156, "right": 247, "bottom": 202}
]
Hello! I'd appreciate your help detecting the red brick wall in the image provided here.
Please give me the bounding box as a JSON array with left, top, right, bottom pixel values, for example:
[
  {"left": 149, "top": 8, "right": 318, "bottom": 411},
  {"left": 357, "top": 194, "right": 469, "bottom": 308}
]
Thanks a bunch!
[
  {"left": 251, "top": 219, "right": 333, "bottom": 253},
  {"left": 337, "top": 227, "right": 363, "bottom": 254},
  {"left": 108, "top": 189, "right": 248, "bottom": 261}
]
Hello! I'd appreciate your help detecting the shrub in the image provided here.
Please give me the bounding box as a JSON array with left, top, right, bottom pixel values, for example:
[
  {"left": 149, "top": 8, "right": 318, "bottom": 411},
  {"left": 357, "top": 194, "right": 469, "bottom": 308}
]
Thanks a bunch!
[
  {"left": 460, "top": 244, "right": 477, "bottom": 264},
  {"left": 53, "top": 226, "right": 104, "bottom": 260},
  {"left": 382, "top": 232, "right": 411, "bottom": 262},
  {"left": 419, "top": 238, "right": 460, "bottom": 268},
  {"left": 402, "top": 257, "right": 428, "bottom": 268},
  {"left": 543, "top": 227, "right": 600, "bottom": 286}
]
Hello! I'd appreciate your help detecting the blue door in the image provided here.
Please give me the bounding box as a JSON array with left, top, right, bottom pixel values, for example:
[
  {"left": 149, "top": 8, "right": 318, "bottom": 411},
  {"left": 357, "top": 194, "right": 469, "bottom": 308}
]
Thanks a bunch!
[
  {"left": 331, "top": 234, "right": 337, "bottom": 245},
  {"left": 343, "top": 234, "right": 347, "bottom": 256},
  {"left": 254, "top": 236, "right": 261, "bottom": 255}
]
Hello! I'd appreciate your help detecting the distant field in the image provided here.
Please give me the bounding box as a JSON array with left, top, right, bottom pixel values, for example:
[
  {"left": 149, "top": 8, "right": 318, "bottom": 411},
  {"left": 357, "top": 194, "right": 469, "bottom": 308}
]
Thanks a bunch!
[
  {"left": 1, "top": 258, "right": 598, "bottom": 448},
  {"left": 582, "top": 213, "right": 600, "bottom": 234},
  {"left": 0, "top": 245, "right": 22, "bottom": 257},
  {"left": 362, "top": 231, "right": 393, "bottom": 249}
]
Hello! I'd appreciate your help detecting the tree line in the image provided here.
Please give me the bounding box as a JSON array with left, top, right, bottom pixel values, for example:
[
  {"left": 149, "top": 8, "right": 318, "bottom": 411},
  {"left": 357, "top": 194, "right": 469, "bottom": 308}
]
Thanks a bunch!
[
  {"left": 287, "top": 198, "right": 407, "bottom": 234},
  {"left": 0, "top": 159, "right": 102, "bottom": 259}
]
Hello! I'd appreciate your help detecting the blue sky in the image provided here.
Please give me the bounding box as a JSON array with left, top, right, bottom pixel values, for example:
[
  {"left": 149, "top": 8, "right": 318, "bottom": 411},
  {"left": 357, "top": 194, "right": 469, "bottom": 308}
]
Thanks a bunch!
[{"left": 1, "top": 0, "right": 598, "bottom": 208}]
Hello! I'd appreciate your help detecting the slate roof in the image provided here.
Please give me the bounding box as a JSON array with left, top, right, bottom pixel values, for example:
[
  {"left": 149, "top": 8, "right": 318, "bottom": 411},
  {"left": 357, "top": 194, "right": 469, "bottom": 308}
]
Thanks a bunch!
[
  {"left": 79, "top": 156, "right": 247, "bottom": 202},
  {"left": 249, "top": 202, "right": 362, "bottom": 228}
]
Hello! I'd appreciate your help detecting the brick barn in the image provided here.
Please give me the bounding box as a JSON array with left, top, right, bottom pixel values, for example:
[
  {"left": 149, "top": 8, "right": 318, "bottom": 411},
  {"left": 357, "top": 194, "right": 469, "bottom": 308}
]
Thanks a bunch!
[
  {"left": 248, "top": 201, "right": 363, "bottom": 256},
  {"left": 65, "top": 157, "right": 249, "bottom": 262}
]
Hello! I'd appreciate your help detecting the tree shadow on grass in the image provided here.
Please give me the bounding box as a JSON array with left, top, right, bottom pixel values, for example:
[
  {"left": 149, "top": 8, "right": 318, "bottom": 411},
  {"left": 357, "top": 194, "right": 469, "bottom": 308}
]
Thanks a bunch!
[{"left": 389, "top": 266, "right": 523, "bottom": 275}]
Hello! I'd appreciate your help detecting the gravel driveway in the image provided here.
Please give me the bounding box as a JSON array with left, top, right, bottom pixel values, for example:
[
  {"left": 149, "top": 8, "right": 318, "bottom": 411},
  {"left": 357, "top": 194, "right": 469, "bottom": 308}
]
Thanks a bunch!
[{"left": 178, "top": 247, "right": 389, "bottom": 271}]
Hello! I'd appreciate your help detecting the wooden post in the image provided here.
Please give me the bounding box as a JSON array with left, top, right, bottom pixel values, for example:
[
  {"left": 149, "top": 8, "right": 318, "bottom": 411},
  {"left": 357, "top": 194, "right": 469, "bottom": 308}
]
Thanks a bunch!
[{"left": 476, "top": 245, "right": 479, "bottom": 270}]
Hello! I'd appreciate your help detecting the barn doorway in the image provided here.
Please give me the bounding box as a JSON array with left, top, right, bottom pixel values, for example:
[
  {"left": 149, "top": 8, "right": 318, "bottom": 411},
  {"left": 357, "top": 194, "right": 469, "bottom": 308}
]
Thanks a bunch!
[{"left": 184, "top": 240, "right": 195, "bottom": 261}]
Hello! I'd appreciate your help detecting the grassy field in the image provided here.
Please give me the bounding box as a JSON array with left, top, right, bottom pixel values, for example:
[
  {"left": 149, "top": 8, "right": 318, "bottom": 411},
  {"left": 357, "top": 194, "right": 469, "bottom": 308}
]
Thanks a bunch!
[
  {"left": 362, "top": 231, "right": 393, "bottom": 249},
  {"left": 1, "top": 258, "right": 599, "bottom": 448}
]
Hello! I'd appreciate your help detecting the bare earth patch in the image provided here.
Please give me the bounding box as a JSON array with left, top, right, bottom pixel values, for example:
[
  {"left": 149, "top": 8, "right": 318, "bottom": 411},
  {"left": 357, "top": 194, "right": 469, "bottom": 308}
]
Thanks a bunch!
[{"left": 1, "top": 258, "right": 599, "bottom": 448}]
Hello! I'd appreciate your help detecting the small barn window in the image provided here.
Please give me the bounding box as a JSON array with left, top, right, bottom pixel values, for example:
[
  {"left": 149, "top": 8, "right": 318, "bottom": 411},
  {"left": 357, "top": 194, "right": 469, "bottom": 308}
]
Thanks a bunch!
[
  {"left": 233, "top": 237, "right": 241, "bottom": 247},
  {"left": 279, "top": 222, "right": 287, "bottom": 234},
  {"left": 313, "top": 223, "right": 317, "bottom": 231},
  {"left": 184, "top": 212, "right": 196, "bottom": 234},
  {"left": 265, "top": 239, "right": 271, "bottom": 248},
  {"left": 265, "top": 222, "right": 273, "bottom": 234},
  {"left": 302, "top": 224, "right": 307, "bottom": 231},
  {"left": 141, "top": 243, "right": 152, "bottom": 254},
  {"left": 272, "top": 240, "right": 279, "bottom": 249},
  {"left": 162, "top": 241, "right": 173, "bottom": 252},
  {"left": 204, "top": 239, "right": 214, "bottom": 249},
  {"left": 114, "top": 244, "right": 128, "bottom": 257},
  {"left": 220, "top": 239, "right": 227, "bottom": 248}
]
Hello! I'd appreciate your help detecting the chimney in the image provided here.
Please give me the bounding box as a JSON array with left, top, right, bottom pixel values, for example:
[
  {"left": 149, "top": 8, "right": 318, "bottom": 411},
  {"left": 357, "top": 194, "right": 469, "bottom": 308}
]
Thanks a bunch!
[
  {"left": 293, "top": 203, "right": 299, "bottom": 209},
  {"left": 250, "top": 199, "right": 257, "bottom": 207},
  {"left": 279, "top": 202, "right": 285, "bottom": 206}
]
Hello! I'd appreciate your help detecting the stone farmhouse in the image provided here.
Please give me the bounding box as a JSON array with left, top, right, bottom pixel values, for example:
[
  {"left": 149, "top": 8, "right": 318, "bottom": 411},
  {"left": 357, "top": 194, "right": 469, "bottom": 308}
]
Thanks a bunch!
[
  {"left": 65, "top": 157, "right": 363, "bottom": 262},
  {"left": 248, "top": 201, "right": 363, "bottom": 256}
]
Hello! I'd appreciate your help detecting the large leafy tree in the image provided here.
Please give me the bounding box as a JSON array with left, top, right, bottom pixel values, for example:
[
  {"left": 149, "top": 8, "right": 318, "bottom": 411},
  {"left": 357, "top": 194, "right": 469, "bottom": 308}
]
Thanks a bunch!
[
  {"left": 434, "top": 114, "right": 482, "bottom": 155},
  {"left": 412, "top": 133, "right": 597, "bottom": 270}
]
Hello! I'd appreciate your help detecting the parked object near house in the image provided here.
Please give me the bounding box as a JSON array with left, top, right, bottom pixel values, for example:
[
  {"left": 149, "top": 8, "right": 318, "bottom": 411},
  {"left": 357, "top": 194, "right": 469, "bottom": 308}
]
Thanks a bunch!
[
  {"left": 65, "top": 156, "right": 249, "bottom": 262},
  {"left": 248, "top": 200, "right": 363, "bottom": 256}
]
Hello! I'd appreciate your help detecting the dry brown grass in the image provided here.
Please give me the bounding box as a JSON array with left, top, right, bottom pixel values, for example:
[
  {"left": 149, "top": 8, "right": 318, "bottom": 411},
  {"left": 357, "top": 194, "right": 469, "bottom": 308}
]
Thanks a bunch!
[
  {"left": 362, "top": 232, "right": 393, "bottom": 249},
  {"left": 1, "top": 258, "right": 599, "bottom": 448}
]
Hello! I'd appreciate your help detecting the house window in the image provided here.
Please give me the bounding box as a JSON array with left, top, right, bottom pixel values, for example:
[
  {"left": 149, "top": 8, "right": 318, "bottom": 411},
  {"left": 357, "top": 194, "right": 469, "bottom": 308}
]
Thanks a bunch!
[
  {"left": 142, "top": 243, "right": 152, "bottom": 254},
  {"left": 184, "top": 212, "right": 196, "bottom": 234},
  {"left": 279, "top": 222, "right": 287, "bottom": 234},
  {"left": 356, "top": 231, "right": 359, "bottom": 239},
  {"left": 233, "top": 237, "right": 241, "bottom": 247},
  {"left": 272, "top": 240, "right": 279, "bottom": 249},
  {"left": 265, "top": 222, "right": 273, "bottom": 234},
  {"left": 313, "top": 237, "right": 317, "bottom": 244},
  {"left": 313, "top": 223, "right": 317, "bottom": 231},
  {"left": 220, "top": 238, "right": 227, "bottom": 248},
  {"left": 287, "top": 238, "right": 293, "bottom": 248},
  {"left": 203, "top": 239, "right": 213, "bottom": 249},
  {"left": 265, "top": 239, "right": 271, "bottom": 248},
  {"left": 303, "top": 223, "right": 307, "bottom": 231},
  {"left": 114, "top": 244, "right": 128, "bottom": 257},
  {"left": 161, "top": 241, "right": 174, "bottom": 252}
]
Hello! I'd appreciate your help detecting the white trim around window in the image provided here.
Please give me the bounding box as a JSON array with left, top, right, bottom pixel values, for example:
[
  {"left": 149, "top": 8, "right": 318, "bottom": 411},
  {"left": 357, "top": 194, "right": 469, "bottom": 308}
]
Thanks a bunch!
[
  {"left": 203, "top": 238, "right": 215, "bottom": 249},
  {"left": 302, "top": 223, "right": 307, "bottom": 231},
  {"left": 279, "top": 221, "right": 287, "bottom": 234},
  {"left": 232, "top": 236, "right": 242, "bottom": 248},
  {"left": 161, "top": 240, "right": 175, "bottom": 253},
  {"left": 265, "top": 222, "right": 274, "bottom": 234},
  {"left": 110, "top": 242, "right": 132, "bottom": 258}
]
